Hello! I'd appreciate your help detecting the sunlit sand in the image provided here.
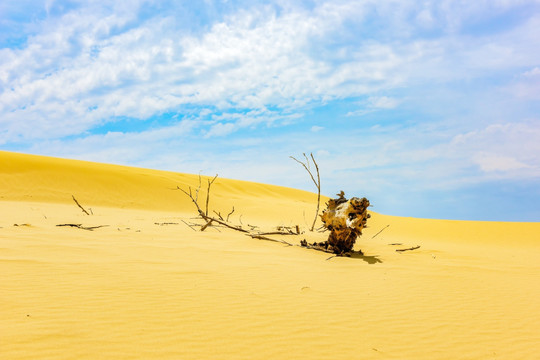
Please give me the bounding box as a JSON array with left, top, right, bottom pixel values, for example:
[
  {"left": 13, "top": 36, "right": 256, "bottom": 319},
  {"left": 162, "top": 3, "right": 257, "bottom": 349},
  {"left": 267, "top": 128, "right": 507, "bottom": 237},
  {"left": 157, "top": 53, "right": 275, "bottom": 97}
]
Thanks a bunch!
[{"left": 2, "top": 150, "right": 539, "bottom": 359}]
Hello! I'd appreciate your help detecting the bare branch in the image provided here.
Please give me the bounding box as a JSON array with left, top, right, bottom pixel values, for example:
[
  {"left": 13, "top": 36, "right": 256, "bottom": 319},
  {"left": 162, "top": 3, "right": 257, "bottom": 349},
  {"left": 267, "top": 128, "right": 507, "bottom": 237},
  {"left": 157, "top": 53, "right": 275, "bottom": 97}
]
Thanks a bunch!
[
  {"left": 290, "top": 152, "right": 321, "bottom": 231},
  {"left": 207, "top": 216, "right": 249, "bottom": 233},
  {"left": 396, "top": 245, "right": 421, "bottom": 253},
  {"left": 290, "top": 155, "right": 318, "bottom": 188},
  {"left": 213, "top": 210, "right": 224, "bottom": 220},
  {"left": 256, "top": 231, "right": 297, "bottom": 236},
  {"left": 200, "top": 219, "right": 214, "bottom": 232},
  {"left": 72, "top": 195, "right": 90, "bottom": 215},
  {"left": 56, "top": 223, "right": 108, "bottom": 231},
  {"left": 226, "top": 207, "right": 235, "bottom": 222},
  {"left": 195, "top": 173, "right": 202, "bottom": 203},
  {"left": 371, "top": 225, "right": 390, "bottom": 239},
  {"left": 179, "top": 186, "right": 205, "bottom": 217},
  {"left": 310, "top": 153, "right": 321, "bottom": 232},
  {"left": 205, "top": 174, "right": 218, "bottom": 217},
  {"left": 247, "top": 234, "right": 293, "bottom": 246}
]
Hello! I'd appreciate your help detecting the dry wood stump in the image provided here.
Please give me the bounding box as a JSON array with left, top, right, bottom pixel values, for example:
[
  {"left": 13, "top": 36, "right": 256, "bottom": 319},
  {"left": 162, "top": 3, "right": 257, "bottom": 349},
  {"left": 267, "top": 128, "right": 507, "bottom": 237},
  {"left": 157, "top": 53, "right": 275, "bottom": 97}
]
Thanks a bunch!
[{"left": 318, "top": 191, "right": 370, "bottom": 255}]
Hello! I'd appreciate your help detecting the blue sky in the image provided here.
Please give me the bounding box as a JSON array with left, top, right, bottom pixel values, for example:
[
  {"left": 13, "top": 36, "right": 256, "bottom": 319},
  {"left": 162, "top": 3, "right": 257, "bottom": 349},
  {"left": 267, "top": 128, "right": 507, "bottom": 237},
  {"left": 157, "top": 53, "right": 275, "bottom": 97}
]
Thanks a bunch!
[{"left": 1, "top": 0, "right": 539, "bottom": 221}]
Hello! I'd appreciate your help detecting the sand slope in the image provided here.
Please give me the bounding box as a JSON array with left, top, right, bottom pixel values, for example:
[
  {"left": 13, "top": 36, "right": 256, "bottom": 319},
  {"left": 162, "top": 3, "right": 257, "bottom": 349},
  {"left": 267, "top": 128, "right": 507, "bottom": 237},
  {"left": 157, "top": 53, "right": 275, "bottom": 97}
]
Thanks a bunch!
[{"left": 1, "top": 151, "right": 539, "bottom": 359}]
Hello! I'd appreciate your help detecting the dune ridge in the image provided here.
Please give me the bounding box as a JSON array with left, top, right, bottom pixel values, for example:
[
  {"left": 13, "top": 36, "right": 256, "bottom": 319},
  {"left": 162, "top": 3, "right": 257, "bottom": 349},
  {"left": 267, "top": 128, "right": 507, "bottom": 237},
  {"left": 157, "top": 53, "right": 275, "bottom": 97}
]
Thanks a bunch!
[{"left": 1, "top": 150, "right": 539, "bottom": 359}]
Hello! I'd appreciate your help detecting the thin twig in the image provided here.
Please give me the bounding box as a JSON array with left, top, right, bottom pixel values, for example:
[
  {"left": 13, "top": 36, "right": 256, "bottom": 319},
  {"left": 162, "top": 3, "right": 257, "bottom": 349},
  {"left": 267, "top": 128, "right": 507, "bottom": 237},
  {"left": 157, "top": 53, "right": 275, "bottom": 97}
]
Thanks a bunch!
[
  {"left": 179, "top": 186, "right": 205, "bottom": 217},
  {"left": 290, "top": 153, "right": 321, "bottom": 232},
  {"left": 72, "top": 195, "right": 90, "bottom": 215},
  {"left": 371, "top": 224, "right": 390, "bottom": 239},
  {"left": 209, "top": 216, "right": 248, "bottom": 232},
  {"left": 248, "top": 234, "right": 293, "bottom": 246},
  {"left": 56, "top": 223, "right": 109, "bottom": 231},
  {"left": 195, "top": 173, "right": 202, "bottom": 203},
  {"left": 256, "top": 231, "right": 297, "bottom": 236},
  {"left": 205, "top": 174, "right": 218, "bottom": 217},
  {"left": 290, "top": 154, "right": 318, "bottom": 188},
  {"left": 213, "top": 210, "right": 224, "bottom": 220},
  {"left": 396, "top": 245, "right": 421, "bottom": 252},
  {"left": 226, "top": 207, "right": 235, "bottom": 222},
  {"left": 310, "top": 153, "right": 321, "bottom": 232}
]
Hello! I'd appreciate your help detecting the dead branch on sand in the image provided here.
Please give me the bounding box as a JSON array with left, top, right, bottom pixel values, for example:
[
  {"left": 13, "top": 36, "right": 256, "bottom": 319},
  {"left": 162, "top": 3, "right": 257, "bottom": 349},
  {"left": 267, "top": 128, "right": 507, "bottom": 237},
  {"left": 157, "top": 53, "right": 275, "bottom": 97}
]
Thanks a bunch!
[
  {"left": 371, "top": 224, "right": 390, "bottom": 239},
  {"left": 178, "top": 174, "right": 297, "bottom": 246},
  {"left": 396, "top": 245, "right": 421, "bottom": 253},
  {"left": 72, "top": 195, "right": 91, "bottom": 215},
  {"left": 247, "top": 234, "right": 293, "bottom": 246},
  {"left": 56, "top": 223, "right": 109, "bottom": 231},
  {"left": 178, "top": 173, "right": 374, "bottom": 260},
  {"left": 178, "top": 175, "right": 248, "bottom": 233}
]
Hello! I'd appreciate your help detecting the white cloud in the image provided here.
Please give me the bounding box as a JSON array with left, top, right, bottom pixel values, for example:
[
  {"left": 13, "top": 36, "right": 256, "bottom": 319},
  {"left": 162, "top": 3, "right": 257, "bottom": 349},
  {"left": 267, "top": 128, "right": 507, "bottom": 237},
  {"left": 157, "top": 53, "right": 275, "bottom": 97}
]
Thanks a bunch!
[
  {"left": 523, "top": 67, "right": 540, "bottom": 77},
  {"left": 451, "top": 121, "right": 540, "bottom": 179},
  {"left": 204, "top": 122, "right": 236, "bottom": 138},
  {"left": 346, "top": 95, "right": 401, "bottom": 117},
  {"left": 473, "top": 153, "right": 533, "bottom": 172},
  {"left": 1, "top": 0, "right": 540, "bottom": 221},
  {"left": 1, "top": 0, "right": 442, "bottom": 144},
  {"left": 368, "top": 96, "right": 400, "bottom": 109}
]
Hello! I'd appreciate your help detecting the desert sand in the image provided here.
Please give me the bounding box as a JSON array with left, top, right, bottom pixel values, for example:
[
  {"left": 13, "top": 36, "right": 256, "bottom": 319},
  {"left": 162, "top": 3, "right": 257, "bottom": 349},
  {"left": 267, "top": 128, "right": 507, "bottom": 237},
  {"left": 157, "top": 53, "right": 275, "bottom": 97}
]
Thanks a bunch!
[{"left": 1, "top": 150, "right": 539, "bottom": 359}]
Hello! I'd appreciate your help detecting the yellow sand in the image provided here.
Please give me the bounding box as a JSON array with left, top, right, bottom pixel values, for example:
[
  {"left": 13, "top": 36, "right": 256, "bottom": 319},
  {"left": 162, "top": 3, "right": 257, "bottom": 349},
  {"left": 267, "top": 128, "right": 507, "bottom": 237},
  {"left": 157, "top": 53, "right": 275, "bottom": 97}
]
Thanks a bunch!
[{"left": 1, "top": 150, "right": 539, "bottom": 359}]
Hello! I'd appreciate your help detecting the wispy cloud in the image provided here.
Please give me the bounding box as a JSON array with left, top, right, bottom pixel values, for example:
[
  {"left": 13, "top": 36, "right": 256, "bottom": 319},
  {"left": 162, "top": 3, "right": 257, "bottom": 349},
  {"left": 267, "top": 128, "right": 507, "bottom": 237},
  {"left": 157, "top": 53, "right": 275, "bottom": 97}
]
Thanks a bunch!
[{"left": 1, "top": 0, "right": 539, "bottom": 220}]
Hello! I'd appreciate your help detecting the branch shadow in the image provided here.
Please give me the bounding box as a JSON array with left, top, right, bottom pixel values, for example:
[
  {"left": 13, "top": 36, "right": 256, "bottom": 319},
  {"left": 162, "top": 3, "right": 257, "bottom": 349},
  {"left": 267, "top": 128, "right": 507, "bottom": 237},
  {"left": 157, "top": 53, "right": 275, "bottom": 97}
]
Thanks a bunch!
[
  {"left": 349, "top": 252, "right": 383, "bottom": 264},
  {"left": 302, "top": 245, "right": 383, "bottom": 264}
]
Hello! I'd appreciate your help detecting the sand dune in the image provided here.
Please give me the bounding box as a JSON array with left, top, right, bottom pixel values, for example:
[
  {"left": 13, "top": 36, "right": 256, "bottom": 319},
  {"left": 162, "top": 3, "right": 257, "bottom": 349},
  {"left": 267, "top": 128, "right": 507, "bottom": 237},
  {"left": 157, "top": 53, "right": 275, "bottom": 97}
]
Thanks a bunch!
[{"left": 1, "top": 150, "right": 539, "bottom": 359}]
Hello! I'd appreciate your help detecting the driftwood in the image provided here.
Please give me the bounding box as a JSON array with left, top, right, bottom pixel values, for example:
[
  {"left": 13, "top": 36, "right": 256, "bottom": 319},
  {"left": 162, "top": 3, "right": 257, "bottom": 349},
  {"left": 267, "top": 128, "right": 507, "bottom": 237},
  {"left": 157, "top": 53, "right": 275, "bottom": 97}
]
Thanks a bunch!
[
  {"left": 314, "top": 191, "right": 371, "bottom": 254},
  {"left": 178, "top": 174, "right": 377, "bottom": 260}
]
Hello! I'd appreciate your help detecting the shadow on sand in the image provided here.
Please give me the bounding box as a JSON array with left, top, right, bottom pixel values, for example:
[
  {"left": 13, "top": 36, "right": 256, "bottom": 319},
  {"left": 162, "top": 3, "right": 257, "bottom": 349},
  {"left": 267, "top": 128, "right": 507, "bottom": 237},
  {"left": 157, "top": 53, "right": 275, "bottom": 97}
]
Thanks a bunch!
[
  {"left": 349, "top": 252, "right": 383, "bottom": 264},
  {"left": 323, "top": 251, "right": 383, "bottom": 264}
]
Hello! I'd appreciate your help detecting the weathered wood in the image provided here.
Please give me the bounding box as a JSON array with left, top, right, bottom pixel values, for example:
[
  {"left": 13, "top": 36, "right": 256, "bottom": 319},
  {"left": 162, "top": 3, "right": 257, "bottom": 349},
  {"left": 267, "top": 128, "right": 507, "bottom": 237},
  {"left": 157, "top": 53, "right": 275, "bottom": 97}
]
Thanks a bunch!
[{"left": 319, "top": 192, "right": 370, "bottom": 254}]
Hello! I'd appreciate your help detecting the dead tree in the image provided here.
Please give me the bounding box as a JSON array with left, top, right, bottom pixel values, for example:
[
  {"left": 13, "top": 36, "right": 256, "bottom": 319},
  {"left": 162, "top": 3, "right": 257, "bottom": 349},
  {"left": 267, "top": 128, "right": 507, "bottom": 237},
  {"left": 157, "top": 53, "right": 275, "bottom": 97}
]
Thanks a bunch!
[
  {"left": 290, "top": 153, "right": 321, "bottom": 232},
  {"left": 318, "top": 191, "right": 370, "bottom": 254},
  {"left": 178, "top": 175, "right": 294, "bottom": 246},
  {"left": 178, "top": 174, "right": 373, "bottom": 259}
]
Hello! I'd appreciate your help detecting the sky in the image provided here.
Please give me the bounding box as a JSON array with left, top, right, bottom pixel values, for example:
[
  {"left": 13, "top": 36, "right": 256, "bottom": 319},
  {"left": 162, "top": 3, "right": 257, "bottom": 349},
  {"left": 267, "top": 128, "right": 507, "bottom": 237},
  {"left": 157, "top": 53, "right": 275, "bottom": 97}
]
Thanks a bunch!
[{"left": 1, "top": 0, "right": 539, "bottom": 221}]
